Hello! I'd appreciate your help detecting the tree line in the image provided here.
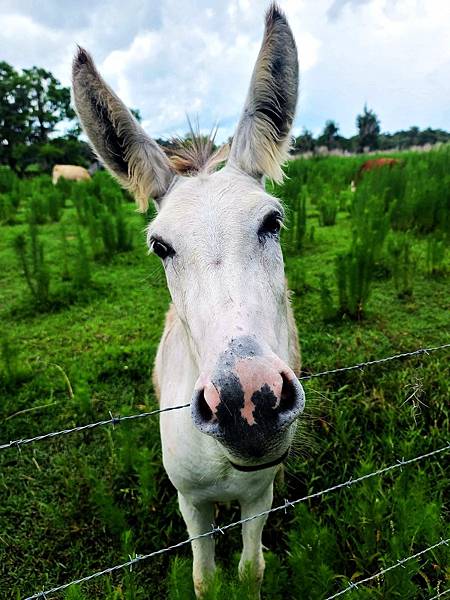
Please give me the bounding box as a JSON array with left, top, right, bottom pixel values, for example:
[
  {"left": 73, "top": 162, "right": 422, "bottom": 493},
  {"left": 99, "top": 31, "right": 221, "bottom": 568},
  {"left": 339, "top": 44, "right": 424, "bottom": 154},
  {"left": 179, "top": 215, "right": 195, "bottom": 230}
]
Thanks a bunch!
[
  {"left": 293, "top": 105, "right": 450, "bottom": 154},
  {"left": 1, "top": 62, "right": 449, "bottom": 175}
]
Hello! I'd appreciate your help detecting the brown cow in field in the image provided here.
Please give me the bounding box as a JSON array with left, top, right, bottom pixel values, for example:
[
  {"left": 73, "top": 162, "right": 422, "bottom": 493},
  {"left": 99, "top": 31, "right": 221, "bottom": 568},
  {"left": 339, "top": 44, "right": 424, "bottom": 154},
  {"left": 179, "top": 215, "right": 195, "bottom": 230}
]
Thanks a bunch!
[
  {"left": 351, "top": 157, "right": 402, "bottom": 190},
  {"left": 358, "top": 157, "right": 401, "bottom": 176},
  {"left": 52, "top": 164, "right": 91, "bottom": 184}
]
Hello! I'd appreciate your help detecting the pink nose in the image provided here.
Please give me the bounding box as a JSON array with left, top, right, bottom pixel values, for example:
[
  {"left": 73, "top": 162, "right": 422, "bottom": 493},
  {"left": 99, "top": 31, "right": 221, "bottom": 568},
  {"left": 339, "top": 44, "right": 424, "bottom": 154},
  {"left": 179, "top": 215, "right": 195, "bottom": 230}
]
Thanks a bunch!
[
  {"left": 191, "top": 336, "right": 305, "bottom": 459},
  {"left": 192, "top": 354, "right": 304, "bottom": 437},
  {"left": 204, "top": 357, "right": 285, "bottom": 426}
]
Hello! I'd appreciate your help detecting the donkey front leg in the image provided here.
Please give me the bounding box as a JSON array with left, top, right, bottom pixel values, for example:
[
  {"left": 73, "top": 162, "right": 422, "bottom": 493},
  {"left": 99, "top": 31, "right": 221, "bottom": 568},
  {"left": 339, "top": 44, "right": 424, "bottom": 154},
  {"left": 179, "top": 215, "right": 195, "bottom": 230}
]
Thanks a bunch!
[
  {"left": 238, "top": 483, "right": 274, "bottom": 598},
  {"left": 178, "top": 492, "right": 216, "bottom": 598}
]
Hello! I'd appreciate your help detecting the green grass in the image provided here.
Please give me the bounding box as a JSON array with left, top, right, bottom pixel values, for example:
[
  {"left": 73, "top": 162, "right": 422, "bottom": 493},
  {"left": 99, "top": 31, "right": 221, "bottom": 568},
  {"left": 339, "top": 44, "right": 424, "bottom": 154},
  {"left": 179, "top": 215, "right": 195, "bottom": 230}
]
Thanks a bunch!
[{"left": 0, "top": 156, "right": 449, "bottom": 599}]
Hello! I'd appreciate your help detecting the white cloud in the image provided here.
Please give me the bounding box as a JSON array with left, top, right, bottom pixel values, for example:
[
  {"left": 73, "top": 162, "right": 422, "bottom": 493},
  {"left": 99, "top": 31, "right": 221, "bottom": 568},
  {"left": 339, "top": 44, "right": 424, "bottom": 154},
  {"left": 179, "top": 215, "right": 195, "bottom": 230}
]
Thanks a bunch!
[{"left": 0, "top": 0, "right": 449, "bottom": 142}]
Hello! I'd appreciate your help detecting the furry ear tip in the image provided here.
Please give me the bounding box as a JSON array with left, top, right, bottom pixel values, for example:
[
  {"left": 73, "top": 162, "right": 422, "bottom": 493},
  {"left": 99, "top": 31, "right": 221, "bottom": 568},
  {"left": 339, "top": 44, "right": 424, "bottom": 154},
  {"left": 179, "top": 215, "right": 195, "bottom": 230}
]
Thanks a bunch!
[
  {"left": 265, "top": 2, "right": 287, "bottom": 26},
  {"left": 73, "top": 46, "right": 93, "bottom": 74}
]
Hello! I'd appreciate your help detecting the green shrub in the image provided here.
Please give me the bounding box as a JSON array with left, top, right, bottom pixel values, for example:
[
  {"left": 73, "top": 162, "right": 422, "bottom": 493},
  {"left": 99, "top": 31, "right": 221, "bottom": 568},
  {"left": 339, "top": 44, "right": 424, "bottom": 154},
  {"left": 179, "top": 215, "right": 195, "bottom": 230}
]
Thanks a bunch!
[
  {"left": 167, "top": 557, "right": 196, "bottom": 600},
  {"left": 59, "top": 223, "right": 70, "bottom": 281},
  {"left": 387, "top": 234, "right": 414, "bottom": 299},
  {"left": 101, "top": 185, "right": 123, "bottom": 214},
  {"left": 116, "top": 208, "right": 134, "bottom": 252},
  {"left": 319, "top": 274, "right": 335, "bottom": 321},
  {"left": 47, "top": 188, "right": 63, "bottom": 222},
  {"left": 0, "top": 165, "right": 18, "bottom": 193},
  {"left": 55, "top": 176, "right": 74, "bottom": 201},
  {"left": 64, "top": 585, "right": 89, "bottom": 600},
  {"left": 0, "top": 193, "right": 18, "bottom": 224},
  {"left": 338, "top": 187, "right": 353, "bottom": 212},
  {"left": 283, "top": 188, "right": 307, "bottom": 254},
  {"left": 0, "top": 335, "right": 21, "bottom": 384},
  {"left": 72, "top": 228, "right": 92, "bottom": 290},
  {"left": 355, "top": 147, "right": 450, "bottom": 234},
  {"left": 426, "top": 236, "right": 447, "bottom": 277},
  {"left": 100, "top": 212, "right": 117, "bottom": 257},
  {"left": 73, "top": 185, "right": 101, "bottom": 226},
  {"left": 318, "top": 186, "right": 338, "bottom": 226},
  {"left": 287, "top": 261, "right": 307, "bottom": 295},
  {"left": 85, "top": 210, "right": 102, "bottom": 259},
  {"left": 288, "top": 504, "right": 339, "bottom": 598},
  {"left": 13, "top": 224, "right": 51, "bottom": 306},
  {"left": 335, "top": 245, "right": 373, "bottom": 320},
  {"left": 27, "top": 192, "right": 48, "bottom": 224},
  {"left": 335, "top": 193, "right": 390, "bottom": 319}
]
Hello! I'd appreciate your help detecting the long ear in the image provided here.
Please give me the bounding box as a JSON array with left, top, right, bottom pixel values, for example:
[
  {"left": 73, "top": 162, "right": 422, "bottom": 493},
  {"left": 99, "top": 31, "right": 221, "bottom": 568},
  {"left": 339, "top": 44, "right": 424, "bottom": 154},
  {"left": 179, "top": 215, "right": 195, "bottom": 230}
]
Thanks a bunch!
[
  {"left": 72, "top": 47, "right": 174, "bottom": 211},
  {"left": 228, "top": 3, "right": 298, "bottom": 183}
]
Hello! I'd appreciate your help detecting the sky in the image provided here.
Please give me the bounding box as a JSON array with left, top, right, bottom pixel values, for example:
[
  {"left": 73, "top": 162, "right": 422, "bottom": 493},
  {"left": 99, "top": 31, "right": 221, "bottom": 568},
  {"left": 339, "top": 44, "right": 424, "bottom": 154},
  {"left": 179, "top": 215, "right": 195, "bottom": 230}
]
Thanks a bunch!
[{"left": 1, "top": 0, "right": 449, "bottom": 143}]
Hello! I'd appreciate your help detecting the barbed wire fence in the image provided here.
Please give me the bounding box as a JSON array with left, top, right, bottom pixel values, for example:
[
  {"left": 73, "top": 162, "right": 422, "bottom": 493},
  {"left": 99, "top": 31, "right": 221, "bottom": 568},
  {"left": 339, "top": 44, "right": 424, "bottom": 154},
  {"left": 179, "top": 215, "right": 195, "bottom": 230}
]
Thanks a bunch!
[
  {"left": 429, "top": 589, "right": 450, "bottom": 600},
  {"left": 2, "top": 343, "right": 449, "bottom": 452},
  {"left": 323, "top": 538, "right": 450, "bottom": 599},
  {"left": 2, "top": 342, "right": 448, "bottom": 598},
  {"left": 23, "top": 443, "right": 450, "bottom": 599}
]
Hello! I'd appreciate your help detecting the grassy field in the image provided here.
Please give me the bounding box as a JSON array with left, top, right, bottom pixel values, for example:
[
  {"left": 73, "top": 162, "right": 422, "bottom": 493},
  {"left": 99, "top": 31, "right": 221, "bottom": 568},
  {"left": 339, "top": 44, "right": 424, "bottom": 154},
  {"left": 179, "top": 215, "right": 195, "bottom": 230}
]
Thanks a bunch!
[{"left": 0, "top": 149, "right": 449, "bottom": 599}]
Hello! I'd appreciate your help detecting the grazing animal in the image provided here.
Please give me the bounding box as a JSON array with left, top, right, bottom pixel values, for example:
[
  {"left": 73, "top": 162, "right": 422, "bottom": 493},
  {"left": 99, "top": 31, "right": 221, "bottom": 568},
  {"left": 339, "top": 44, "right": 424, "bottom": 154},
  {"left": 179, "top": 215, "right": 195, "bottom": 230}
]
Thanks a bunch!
[
  {"left": 52, "top": 164, "right": 91, "bottom": 184},
  {"left": 350, "top": 157, "right": 402, "bottom": 191},
  {"left": 357, "top": 157, "right": 401, "bottom": 179},
  {"left": 72, "top": 4, "right": 304, "bottom": 597}
]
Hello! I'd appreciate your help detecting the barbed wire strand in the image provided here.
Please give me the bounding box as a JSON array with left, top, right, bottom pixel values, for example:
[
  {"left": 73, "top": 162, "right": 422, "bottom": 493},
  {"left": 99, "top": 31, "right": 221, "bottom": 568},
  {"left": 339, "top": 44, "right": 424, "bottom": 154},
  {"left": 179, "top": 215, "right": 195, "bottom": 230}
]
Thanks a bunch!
[
  {"left": 3, "top": 342, "right": 449, "bottom": 452},
  {"left": 0, "top": 403, "right": 191, "bottom": 451},
  {"left": 298, "top": 343, "right": 450, "bottom": 380},
  {"left": 429, "top": 589, "right": 450, "bottom": 600},
  {"left": 24, "top": 443, "right": 450, "bottom": 599},
  {"left": 324, "top": 538, "right": 450, "bottom": 599}
]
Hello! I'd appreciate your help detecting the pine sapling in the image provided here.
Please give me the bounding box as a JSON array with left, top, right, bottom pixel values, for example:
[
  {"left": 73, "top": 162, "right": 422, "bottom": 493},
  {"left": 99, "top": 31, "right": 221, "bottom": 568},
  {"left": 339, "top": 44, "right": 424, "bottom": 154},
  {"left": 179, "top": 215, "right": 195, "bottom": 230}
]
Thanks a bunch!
[
  {"left": 72, "top": 228, "right": 92, "bottom": 290},
  {"left": 319, "top": 274, "right": 336, "bottom": 321},
  {"left": 59, "top": 223, "right": 71, "bottom": 281}
]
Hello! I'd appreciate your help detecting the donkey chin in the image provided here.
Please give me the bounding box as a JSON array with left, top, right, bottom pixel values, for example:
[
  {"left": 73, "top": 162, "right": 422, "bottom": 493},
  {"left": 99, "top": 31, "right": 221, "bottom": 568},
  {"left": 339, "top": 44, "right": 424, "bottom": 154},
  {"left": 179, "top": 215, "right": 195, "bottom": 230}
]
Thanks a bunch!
[{"left": 191, "top": 335, "right": 305, "bottom": 470}]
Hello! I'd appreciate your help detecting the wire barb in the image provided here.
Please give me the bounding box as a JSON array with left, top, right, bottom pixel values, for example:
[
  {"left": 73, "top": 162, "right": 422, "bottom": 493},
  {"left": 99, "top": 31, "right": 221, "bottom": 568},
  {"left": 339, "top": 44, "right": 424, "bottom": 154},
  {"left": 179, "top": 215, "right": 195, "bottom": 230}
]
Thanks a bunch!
[
  {"left": 210, "top": 523, "right": 225, "bottom": 536},
  {"left": 2, "top": 343, "right": 449, "bottom": 452},
  {"left": 23, "top": 443, "right": 450, "bottom": 600}
]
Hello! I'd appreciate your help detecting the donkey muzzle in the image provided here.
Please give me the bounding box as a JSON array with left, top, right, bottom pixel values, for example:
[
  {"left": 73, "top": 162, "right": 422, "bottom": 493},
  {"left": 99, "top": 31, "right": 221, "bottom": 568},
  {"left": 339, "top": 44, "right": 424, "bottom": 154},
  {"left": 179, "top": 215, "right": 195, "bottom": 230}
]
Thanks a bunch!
[{"left": 191, "top": 337, "right": 305, "bottom": 460}]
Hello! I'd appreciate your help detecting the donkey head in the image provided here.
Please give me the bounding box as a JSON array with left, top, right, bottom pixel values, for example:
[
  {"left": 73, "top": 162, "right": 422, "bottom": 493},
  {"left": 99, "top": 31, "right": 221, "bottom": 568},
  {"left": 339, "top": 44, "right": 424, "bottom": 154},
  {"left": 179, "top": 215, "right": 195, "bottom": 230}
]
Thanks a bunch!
[{"left": 72, "top": 4, "right": 304, "bottom": 468}]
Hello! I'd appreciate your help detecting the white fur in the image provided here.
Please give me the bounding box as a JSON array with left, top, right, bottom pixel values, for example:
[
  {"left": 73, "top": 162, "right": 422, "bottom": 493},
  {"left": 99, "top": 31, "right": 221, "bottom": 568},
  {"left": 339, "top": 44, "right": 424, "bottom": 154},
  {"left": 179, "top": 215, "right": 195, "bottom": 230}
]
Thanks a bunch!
[
  {"left": 72, "top": 4, "right": 300, "bottom": 596},
  {"left": 151, "top": 167, "right": 300, "bottom": 597}
]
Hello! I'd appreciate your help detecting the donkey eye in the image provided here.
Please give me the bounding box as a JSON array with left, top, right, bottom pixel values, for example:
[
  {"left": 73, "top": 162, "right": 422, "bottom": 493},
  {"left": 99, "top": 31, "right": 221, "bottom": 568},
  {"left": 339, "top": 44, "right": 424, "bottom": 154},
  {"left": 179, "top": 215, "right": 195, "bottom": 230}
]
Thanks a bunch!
[
  {"left": 258, "top": 211, "right": 283, "bottom": 240},
  {"left": 151, "top": 238, "right": 175, "bottom": 260}
]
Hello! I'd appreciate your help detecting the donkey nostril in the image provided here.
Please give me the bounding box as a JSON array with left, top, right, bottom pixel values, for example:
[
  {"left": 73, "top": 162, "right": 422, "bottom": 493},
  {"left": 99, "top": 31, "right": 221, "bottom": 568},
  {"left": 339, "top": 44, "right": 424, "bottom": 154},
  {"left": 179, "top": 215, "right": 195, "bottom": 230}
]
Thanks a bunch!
[
  {"left": 278, "top": 372, "right": 297, "bottom": 413},
  {"left": 196, "top": 388, "right": 214, "bottom": 423}
]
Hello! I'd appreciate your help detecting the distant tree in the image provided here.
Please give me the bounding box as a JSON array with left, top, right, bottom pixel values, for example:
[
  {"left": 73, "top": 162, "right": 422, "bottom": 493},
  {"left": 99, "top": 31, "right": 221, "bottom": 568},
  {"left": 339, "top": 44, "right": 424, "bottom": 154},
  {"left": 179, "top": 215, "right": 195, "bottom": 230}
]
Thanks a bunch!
[
  {"left": 0, "top": 62, "right": 76, "bottom": 173},
  {"left": 356, "top": 105, "right": 380, "bottom": 152},
  {"left": 417, "top": 127, "right": 450, "bottom": 146},
  {"left": 408, "top": 126, "right": 420, "bottom": 146},
  {"left": 294, "top": 129, "right": 315, "bottom": 153},
  {"left": 65, "top": 122, "right": 83, "bottom": 139},
  {"left": 22, "top": 66, "right": 75, "bottom": 143},
  {"left": 0, "top": 62, "right": 32, "bottom": 172},
  {"left": 319, "top": 120, "right": 340, "bottom": 150}
]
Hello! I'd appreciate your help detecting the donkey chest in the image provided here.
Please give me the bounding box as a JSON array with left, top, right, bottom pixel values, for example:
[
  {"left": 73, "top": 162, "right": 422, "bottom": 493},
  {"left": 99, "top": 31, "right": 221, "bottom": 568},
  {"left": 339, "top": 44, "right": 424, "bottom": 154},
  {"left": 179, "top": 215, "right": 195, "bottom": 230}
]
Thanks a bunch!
[
  {"left": 161, "top": 420, "right": 276, "bottom": 502},
  {"left": 167, "top": 458, "right": 276, "bottom": 504}
]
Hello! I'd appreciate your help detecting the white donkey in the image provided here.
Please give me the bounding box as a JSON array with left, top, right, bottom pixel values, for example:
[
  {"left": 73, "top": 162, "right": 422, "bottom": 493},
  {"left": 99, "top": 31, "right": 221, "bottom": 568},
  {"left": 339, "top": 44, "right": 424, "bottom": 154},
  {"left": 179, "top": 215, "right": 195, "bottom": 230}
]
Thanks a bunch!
[{"left": 72, "top": 4, "right": 304, "bottom": 597}]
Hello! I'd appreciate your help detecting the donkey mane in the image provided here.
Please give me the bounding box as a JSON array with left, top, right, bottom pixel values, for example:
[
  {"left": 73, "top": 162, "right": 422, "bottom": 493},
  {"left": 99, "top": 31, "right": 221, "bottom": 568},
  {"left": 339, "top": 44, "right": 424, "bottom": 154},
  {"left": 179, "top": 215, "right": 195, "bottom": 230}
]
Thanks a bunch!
[{"left": 164, "top": 126, "right": 230, "bottom": 176}]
